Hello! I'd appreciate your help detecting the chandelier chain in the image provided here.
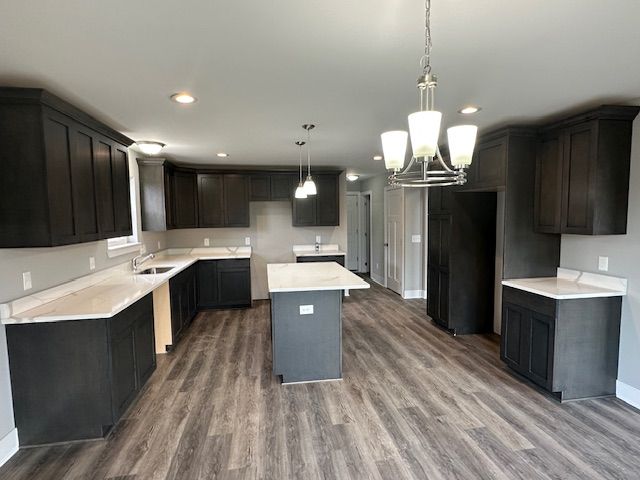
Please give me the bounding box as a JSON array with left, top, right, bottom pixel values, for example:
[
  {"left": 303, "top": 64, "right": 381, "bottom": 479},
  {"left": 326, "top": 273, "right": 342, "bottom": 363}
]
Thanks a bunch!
[{"left": 423, "top": 0, "right": 432, "bottom": 74}]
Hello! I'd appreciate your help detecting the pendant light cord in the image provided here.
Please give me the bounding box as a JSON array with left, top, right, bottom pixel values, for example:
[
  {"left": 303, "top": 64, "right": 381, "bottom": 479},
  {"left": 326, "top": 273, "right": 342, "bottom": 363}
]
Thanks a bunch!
[
  {"left": 299, "top": 143, "right": 303, "bottom": 181},
  {"left": 306, "top": 128, "right": 311, "bottom": 177}
]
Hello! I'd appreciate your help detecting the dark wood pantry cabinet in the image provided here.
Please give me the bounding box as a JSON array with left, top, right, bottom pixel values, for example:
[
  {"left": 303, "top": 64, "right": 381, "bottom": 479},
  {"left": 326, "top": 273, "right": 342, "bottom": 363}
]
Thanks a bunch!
[
  {"left": 6, "top": 294, "right": 156, "bottom": 446},
  {"left": 534, "top": 105, "right": 639, "bottom": 235},
  {"left": 0, "top": 87, "right": 134, "bottom": 247}
]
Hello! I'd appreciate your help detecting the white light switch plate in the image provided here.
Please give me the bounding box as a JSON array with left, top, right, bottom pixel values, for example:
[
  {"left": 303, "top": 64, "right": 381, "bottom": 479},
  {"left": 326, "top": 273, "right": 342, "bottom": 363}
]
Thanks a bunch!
[
  {"left": 204, "top": 238, "right": 210, "bottom": 246},
  {"left": 411, "top": 234, "right": 421, "bottom": 243},
  {"left": 22, "top": 272, "right": 32, "bottom": 291},
  {"left": 598, "top": 256, "right": 609, "bottom": 272},
  {"left": 315, "top": 235, "right": 321, "bottom": 243},
  {"left": 245, "top": 237, "right": 251, "bottom": 246},
  {"left": 89, "top": 256, "right": 96, "bottom": 270},
  {"left": 299, "top": 305, "right": 314, "bottom": 315},
  {"left": 157, "top": 240, "right": 161, "bottom": 250}
]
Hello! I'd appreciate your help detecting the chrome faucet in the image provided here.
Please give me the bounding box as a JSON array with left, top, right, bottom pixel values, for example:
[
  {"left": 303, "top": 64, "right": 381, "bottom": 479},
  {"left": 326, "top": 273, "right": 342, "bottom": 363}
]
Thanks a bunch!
[
  {"left": 132, "top": 253, "right": 155, "bottom": 272},
  {"left": 315, "top": 241, "right": 320, "bottom": 253}
]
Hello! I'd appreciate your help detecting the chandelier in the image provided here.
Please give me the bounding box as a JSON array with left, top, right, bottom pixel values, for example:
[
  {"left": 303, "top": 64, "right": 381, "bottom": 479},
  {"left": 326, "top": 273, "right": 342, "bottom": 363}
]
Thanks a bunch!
[{"left": 380, "top": 0, "right": 478, "bottom": 188}]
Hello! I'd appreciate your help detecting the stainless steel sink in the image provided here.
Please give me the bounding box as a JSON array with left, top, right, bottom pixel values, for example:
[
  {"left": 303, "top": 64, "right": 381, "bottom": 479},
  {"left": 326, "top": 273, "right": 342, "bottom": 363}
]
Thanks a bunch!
[{"left": 136, "top": 266, "right": 174, "bottom": 275}]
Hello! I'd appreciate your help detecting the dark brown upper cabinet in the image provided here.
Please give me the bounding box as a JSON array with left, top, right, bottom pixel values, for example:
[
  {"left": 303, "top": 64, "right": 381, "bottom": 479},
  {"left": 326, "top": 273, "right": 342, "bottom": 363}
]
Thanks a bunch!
[
  {"left": 250, "top": 174, "right": 271, "bottom": 201},
  {"left": 292, "top": 173, "right": 340, "bottom": 227},
  {"left": 534, "top": 105, "right": 639, "bottom": 235},
  {"left": 137, "top": 159, "right": 175, "bottom": 231},
  {"left": 461, "top": 135, "right": 508, "bottom": 191},
  {"left": 173, "top": 170, "right": 198, "bottom": 228},
  {"left": 249, "top": 173, "right": 296, "bottom": 201},
  {"left": 223, "top": 174, "right": 250, "bottom": 227},
  {"left": 0, "top": 87, "right": 133, "bottom": 248},
  {"left": 197, "top": 173, "right": 224, "bottom": 227}
]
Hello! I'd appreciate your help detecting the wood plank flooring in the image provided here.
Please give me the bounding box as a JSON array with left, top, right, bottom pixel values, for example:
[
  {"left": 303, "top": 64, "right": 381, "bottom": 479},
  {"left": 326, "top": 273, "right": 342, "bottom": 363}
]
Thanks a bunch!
[{"left": 2, "top": 278, "right": 640, "bottom": 479}]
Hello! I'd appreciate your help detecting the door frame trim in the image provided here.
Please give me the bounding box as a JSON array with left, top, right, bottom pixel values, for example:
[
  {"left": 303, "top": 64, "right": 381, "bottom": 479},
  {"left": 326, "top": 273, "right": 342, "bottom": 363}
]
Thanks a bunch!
[{"left": 384, "top": 186, "right": 404, "bottom": 293}]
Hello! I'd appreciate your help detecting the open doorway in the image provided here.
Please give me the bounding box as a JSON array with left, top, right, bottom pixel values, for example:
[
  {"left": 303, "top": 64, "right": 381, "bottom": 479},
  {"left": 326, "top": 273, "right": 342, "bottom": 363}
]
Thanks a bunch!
[{"left": 346, "top": 191, "right": 372, "bottom": 274}]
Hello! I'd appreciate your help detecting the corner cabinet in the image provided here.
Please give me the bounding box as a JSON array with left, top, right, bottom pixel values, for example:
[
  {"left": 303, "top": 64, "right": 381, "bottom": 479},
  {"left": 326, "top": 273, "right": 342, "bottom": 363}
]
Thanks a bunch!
[
  {"left": 292, "top": 173, "right": 340, "bottom": 226},
  {"left": 534, "top": 105, "right": 640, "bottom": 235},
  {"left": 501, "top": 286, "right": 622, "bottom": 401},
  {"left": 0, "top": 88, "right": 134, "bottom": 247},
  {"left": 6, "top": 294, "right": 156, "bottom": 446}
]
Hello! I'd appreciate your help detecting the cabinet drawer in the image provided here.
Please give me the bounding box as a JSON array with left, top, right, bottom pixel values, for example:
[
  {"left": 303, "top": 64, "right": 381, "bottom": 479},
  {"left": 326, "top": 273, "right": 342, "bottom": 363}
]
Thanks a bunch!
[
  {"left": 502, "top": 286, "right": 556, "bottom": 317},
  {"left": 217, "top": 258, "right": 250, "bottom": 270}
]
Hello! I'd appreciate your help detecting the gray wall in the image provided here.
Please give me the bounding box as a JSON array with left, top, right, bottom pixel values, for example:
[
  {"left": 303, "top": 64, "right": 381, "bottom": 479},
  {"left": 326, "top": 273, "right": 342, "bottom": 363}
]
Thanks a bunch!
[
  {"left": 403, "top": 188, "right": 425, "bottom": 294},
  {"left": 560, "top": 110, "right": 640, "bottom": 394},
  {"left": 167, "top": 173, "right": 348, "bottom": 300}
]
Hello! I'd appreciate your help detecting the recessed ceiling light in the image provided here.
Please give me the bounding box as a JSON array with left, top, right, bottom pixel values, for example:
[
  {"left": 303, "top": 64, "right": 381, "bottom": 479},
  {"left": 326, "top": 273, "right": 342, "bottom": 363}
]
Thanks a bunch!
[
  {"left": 372, "top": 155, "right": 383, "bottom": 161},
  {"left": 170, "top": 92, "right": 197, "bottom": 104},
  {"left": 346, "top": 174, "right": 360, "bottom": 182},
  {"left": 136, "top": 141, "right": 165, "bottom": 155},
  {"left": 216, "top": 152, "right": 229, "bottom": 158},
  {"left": 458, "top": 105, "right": 481, "bottom": 114}
]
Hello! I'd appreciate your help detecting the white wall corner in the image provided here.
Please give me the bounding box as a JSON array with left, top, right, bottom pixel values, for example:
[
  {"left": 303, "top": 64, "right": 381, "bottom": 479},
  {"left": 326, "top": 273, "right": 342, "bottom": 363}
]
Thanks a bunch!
[
  {"left": 370, "top": 273, "right": 385, "bottom": 287},
  {"left": 616, "top": 380, "right": 640, "bottom": 411},
  {"left": 0, "top": 427, "right": 18, "bottom": 468},
  {"left": 403, "top": 290, "right": 426, "bottom": 299}
]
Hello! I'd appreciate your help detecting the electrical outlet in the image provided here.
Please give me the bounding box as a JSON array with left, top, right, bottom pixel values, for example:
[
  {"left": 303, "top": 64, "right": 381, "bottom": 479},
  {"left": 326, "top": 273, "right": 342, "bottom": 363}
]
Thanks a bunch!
[
  {"left": 89, "top": 256, "right": 96, "bottom": 270},
  {"left": 315, "top": 235, "right": 321, "bottom": 243},
  {"left": 411, "top": 234, "right": 421, "bottom": 243},
  {"left": 140, "top": 244, "right": 147, "bottom": 254},
  {"left": 598, "top": 256, "right": 609, "bottom": 272},
  {"left": 204, "top": 238, "right": 210, "bottom": 246},
  {"left": 22, "top": 271, "right": 32, "bottom": 291},
  {"left": 299, "top": 305, "right": 314, "bottom": 315},
  {"left": 245, "top": 236, "right": 251, "bottom": 246},
  {"left": 157, "top": 240, "right": 161, "bottom": 250},
  {"left": 376, "top": 263, "right": 379, "bottom": 270}
]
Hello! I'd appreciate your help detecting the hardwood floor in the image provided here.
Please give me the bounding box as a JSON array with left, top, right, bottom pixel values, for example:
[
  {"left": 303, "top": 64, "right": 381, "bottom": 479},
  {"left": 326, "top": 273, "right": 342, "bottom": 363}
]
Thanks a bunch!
[{"left": 2, "top": 279, "right": 640, "bottom": 479}]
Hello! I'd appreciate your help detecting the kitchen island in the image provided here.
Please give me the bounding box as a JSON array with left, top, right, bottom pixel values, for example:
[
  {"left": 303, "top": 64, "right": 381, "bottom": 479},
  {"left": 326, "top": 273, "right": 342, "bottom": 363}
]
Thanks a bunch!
[{"left": 267, "top": 262, "right": 369, "bottom": 384}]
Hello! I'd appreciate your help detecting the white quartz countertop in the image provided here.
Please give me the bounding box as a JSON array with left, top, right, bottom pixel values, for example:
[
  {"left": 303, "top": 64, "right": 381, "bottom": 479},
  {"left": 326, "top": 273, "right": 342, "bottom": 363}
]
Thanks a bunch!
[
  {"left": 1, "top": 247, "right": 251, "bottom": 324},
  {"left": 267, "top": 262, "right": 369, "bottom": 293},
  {"left": 502, "top": 268, "right": 627, "bottom": 300},
  {"left": 292, "top": 244, "right": 346, "bottom": 257}
]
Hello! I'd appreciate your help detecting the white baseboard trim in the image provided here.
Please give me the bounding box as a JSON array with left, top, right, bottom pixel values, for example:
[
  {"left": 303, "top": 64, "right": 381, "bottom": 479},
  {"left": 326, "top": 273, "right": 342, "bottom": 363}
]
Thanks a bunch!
[
  {"left": 0, "top": 428, "right": 18, "bottom": 468},
  {"left": 617, "top": 380, "right": 640, "bottom": 410},
  {"left": 403, "top": 290, "right": 426, "bottom": 299},
  {"left": 370, "top": 273, "right": 385, "bottom": 287}
]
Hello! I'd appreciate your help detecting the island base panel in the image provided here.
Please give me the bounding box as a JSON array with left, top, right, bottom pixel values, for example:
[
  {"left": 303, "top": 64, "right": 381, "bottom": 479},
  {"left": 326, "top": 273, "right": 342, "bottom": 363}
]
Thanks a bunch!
[{"left": 271, "top": 290, "right": 342, "bottom": 383}]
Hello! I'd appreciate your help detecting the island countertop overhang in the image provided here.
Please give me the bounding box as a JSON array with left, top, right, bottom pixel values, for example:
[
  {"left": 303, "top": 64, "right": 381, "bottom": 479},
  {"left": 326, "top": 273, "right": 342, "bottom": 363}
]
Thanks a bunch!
[{"left": 267, "top": 262, "right": 370, "bottom": 293}]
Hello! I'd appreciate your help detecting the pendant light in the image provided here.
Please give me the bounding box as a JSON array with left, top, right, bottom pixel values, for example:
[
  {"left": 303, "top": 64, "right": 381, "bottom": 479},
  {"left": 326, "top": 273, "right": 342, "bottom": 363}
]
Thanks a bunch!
[
  {"left": 294, "top": 141, "right": 308, "bottom": 199},
  {"left": 302, "top": 124, "right": 317, "bottom": 195},
  {"left": 379, "top": 0, "right": 478, "bottom": 187}
]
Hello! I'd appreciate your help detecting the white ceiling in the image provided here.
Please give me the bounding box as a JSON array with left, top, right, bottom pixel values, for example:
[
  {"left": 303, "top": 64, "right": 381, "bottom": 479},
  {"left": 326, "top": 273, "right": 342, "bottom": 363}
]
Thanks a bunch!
[{"left": 1, "top": 0, "right": 639, "bottom": 176}]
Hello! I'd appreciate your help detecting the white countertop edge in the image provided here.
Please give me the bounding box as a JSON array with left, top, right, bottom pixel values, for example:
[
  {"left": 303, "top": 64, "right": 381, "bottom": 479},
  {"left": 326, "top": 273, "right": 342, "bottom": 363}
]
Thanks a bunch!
[
  {"left": 293, "top": 251, "right": 347, "bottom": 257},
  {"left": 501, "top": 279, "right": 627, "bottom": 300},
  {"left": 269, "top": 284, "right": 370, "bottom": 293}
]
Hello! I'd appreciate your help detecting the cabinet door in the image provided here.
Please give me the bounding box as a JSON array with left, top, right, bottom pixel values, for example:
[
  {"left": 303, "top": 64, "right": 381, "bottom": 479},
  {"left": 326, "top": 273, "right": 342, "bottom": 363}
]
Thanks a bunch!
[
  {"left": 534, "top": 131, "right": 563, "bottom": 233},
  {"left": 501, "top": 302, "right": 526, "bottom": 371},
  {"left": 42, "top": 114, "right": 77, "bottom": 245},
  {"left": 170, "top": 278, "right": 184, "bottom": 340},
  {"left": 437, "top": 270, "right": 449, "bottom": 327},
  {"left": 94, "top": 139, "right": 116, "bottom": 236},
  {"left": 173, "top": 171, "right": 198, "bottom": 228},
  {"left": 426, "top": 266, "right": 439, "bottom": 320},
  {"left": 110, "top": 326, "right": 137, "bottom": 419},
  {"left": 134, "top": 313, "right": 156, "bottom": 386},
  {"left": 216, "top": 266, "right": 251, "bottom": 308},
  {"left": 164, "top": 167, "right": 175, "bottom": 229},
  {"left": 197, "top": 173, "right": 224, "bottom": 227},
  {"left": 223, "top": 174, "right": 250, "bottom": 227},
  {"left": 197, "top": 260, "right": 218, "bottom": 308},
  {"left": 250, "top": 174, "right": 271, "bottom": 201},
  {"left": 315, "top": 174, "right": 339, "bottom": 226},
  {"left": 292, "top": 195, "right": 317, "bottom": 226},
  {"left": 270, "top": 174, "right": 296, "bottom": 200},
  {"left": 561, "top": 122, "right": 596, "bottom": 234},
  {"left": 112, "top": 145, "right": 132, "bottom": 236},
  {"left": 70, "top": 128, "right": 99, "bottom": 242},
  {"left": 475, "top": 138, "right": 507, "bottom": 189},
  {"left": 525, "top": 312, "right": 555, "bottom": 390}
]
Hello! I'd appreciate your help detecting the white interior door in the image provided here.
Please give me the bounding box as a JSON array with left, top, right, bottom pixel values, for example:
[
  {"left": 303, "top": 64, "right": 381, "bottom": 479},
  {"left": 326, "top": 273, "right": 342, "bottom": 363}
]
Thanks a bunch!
[
  {"left": 346, "top": 194, "right": 359, "bottom": 270},
  {"left": 385, "top": 188, "right": 404, "bottom": 294}
]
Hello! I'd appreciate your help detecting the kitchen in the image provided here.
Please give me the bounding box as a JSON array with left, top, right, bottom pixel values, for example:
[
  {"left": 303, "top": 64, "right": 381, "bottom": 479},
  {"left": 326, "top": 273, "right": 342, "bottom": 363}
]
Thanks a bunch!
[{"left": 1, "top": 1, "right": 640, "bottom": 479}]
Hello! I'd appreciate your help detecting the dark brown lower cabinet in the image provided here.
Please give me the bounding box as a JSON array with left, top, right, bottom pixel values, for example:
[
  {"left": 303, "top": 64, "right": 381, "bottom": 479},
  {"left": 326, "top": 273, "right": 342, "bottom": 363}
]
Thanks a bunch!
[
  {"left": 197, "top": 259, "right": 252, "bottom": 309},
  {"left": 169, "top": 265, "right": 198, "bottom": 346},
  {"left": 501, "top": 286, "right": 622, "bottom": 401},
  {"left": 6, "top": 294, "right": 155, "bottom": 446}
]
